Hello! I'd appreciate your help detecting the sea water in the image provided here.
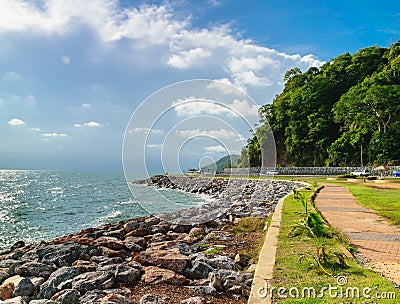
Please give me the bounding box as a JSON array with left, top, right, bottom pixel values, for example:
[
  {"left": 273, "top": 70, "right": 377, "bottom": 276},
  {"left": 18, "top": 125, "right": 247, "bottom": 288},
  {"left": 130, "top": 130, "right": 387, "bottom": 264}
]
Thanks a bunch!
[{"left": 0, "top": 170, "right": 204, "bottom": 250}]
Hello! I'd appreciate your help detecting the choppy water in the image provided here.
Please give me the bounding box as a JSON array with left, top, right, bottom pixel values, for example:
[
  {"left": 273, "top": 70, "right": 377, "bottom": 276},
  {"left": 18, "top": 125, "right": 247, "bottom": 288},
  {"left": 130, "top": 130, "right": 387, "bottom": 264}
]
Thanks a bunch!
[{"left": 0, "top": 170, "right": 204, "bottom": 250}]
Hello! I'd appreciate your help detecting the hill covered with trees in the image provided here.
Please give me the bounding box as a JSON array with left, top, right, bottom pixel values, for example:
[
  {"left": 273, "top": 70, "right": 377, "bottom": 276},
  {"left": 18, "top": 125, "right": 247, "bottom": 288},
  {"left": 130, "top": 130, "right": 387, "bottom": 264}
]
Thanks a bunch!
[{"left": 240, "top": 42, "right": 400, "bottom": 167}]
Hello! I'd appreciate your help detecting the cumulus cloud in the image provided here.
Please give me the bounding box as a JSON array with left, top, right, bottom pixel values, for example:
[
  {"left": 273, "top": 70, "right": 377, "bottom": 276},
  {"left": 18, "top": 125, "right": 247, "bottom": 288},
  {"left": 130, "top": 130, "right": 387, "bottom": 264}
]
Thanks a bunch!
[
  {"left": 29, "top": 127, "right": 41, "bottom": 131},
  {"left": 128, "top": 127, "right": 163, "bottom": 134},
  {"left": 42, "top": 133, "right": 68, "bottom": 137},
  {"left": 205, "top": 145, "right": 226, "bottom": 153},
  {"left": 73, "top": 121, "right": 102, "bottom": 128},
  {"left": 172, "top": 97, "right": 259, "bottom": 117},
  {"left": 8, "top": 118, "right": 25, "bottom": 126},
  {"left": 167, "top": 47, "right": 211, "bottom": 68},
  {"left": 81, "top": 103, "right": 92, "bottom": 109},
  {"left": 176, "top": 128, "right": 241, "bottom": 140},
  {"left": 0, "top": 1, "right": 325, "bottom": 98}
]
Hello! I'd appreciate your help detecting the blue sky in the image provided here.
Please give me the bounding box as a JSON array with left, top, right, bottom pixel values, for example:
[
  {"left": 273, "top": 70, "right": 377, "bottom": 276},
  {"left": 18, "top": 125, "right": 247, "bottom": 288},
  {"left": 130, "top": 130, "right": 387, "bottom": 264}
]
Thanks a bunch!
[{"left": 1, "top": 0, "right": 399, "bottom": 172}]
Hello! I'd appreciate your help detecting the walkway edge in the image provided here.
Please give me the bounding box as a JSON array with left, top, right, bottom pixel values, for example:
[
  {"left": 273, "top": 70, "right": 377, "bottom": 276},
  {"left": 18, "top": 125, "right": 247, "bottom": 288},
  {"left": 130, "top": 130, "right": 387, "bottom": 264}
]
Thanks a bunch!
[{"left": 247, "top": 190, "right": 294, "bottom": 304}]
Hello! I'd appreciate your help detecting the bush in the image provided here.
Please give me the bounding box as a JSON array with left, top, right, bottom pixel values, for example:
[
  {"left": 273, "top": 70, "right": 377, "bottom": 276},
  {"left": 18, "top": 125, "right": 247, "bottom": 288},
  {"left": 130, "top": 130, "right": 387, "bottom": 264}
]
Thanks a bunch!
[{"left": 338, "top": 174, "right": 356, "bottom": 178}]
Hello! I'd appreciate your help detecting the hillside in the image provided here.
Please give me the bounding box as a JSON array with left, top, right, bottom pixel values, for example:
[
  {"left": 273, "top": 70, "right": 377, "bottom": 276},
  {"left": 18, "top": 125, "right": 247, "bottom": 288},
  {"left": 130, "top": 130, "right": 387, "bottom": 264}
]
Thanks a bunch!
[
  {"left": 201, "top": 155, "right": 240, "bottom": 173},
  {"left": 241, "top": 41, "right": 400, "bottom": 167}
]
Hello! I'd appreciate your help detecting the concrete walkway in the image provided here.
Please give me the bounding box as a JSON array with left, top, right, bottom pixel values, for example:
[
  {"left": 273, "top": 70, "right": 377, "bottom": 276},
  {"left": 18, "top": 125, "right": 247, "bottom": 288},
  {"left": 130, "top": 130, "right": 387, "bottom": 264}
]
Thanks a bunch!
[{"left": 316, "top": 184, "right": 400, "bottom": 285}]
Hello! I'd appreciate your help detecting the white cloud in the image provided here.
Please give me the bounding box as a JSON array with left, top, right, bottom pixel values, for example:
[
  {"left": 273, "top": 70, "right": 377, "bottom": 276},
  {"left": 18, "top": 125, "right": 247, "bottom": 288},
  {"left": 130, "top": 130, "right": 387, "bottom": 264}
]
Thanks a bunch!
[
  {"left": 29, "top": 127, "right": 41, "bottom": 131},
  {"left": 0, "top": 1, "right": 325, "bottom": 97},
  {"left": 81, "top": 103, "right": 92, "bottom": 109},
  {"left": 205, "top": 145, "right": 226, "bottom": 153},
  {"left": 128, "top": 127, "right": 163, "bottom": 134},
  {"left": 42, "top": 133, "right": 68, "bottom": 137},
  {"left": 167, "top": 47, "right": 211, "bottom": 68},
  {"left": 8, "top": 118, "right": 25, "bottom": 126},
  {"left": 176, "top": 128, "right": 241, "bottom": 140},
  {"left": 61, "top": 55, "right": 70, "bottom": 64},
  {"left": 74, "top": 121, "right": 102, "bottom": 128},
  {"left": 172, "top": 97, "right": 259, "bottom": 117},
  {"left": 172, "top": 97, "right": 232, "bottom": 116},
  {"left": 2, "top": 71, "right": 23, "bottom": 81}
]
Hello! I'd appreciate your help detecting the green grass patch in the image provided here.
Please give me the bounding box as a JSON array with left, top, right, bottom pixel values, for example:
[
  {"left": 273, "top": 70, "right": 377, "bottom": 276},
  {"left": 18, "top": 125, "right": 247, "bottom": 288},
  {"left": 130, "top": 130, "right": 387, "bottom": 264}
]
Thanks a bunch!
[
  {"left": 345, "top": 184, "right": 400, "bottom": 227},
  {"left": 271, "top": 186, "right": 398, "bottom": 303}
]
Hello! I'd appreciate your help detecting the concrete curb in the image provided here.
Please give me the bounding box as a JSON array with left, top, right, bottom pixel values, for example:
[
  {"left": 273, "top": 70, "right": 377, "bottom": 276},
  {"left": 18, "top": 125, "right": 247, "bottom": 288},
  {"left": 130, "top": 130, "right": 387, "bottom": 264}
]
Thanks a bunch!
[{"left": 247, "top": 191, "right": 292, "bottom": 304}]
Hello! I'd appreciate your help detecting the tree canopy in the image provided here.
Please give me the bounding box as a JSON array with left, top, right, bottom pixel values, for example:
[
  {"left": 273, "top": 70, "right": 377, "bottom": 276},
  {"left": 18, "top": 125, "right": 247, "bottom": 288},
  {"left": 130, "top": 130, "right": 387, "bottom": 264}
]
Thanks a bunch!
[{"left": 240, "top": 42, "right": 400, "bottom": 167}]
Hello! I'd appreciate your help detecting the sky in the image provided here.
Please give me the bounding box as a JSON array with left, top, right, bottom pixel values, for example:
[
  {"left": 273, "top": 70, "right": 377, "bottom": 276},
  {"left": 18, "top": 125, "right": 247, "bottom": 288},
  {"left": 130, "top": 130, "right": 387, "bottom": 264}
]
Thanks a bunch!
[{"left": 1, "top": 0, "right": 399, "bottom": 172}]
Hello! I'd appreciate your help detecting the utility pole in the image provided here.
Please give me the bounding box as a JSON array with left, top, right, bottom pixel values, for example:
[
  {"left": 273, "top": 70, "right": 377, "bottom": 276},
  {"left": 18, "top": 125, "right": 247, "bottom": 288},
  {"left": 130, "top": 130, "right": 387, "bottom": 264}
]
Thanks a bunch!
[{"left": 361, "top": 145, "right": 363, "bottom": 168}]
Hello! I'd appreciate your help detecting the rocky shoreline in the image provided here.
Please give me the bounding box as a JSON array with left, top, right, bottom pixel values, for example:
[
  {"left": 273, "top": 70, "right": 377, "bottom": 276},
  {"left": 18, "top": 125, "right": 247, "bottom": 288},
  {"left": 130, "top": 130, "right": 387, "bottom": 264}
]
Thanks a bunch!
[{"left": 0, "top": 176, "right": 302, "bottom": 304}]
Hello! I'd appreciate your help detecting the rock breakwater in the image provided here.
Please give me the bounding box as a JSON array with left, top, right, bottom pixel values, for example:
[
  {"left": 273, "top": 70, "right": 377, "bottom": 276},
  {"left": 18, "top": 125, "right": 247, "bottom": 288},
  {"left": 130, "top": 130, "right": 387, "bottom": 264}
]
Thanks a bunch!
[{"left": 0, "top": 176, "right": 302, "bottom": 304}]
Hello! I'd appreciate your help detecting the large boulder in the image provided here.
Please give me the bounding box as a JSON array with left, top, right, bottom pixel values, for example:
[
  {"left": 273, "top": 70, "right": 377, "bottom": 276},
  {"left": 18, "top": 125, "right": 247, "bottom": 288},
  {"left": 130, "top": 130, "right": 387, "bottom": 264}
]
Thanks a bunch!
[
  {"left": 93, "top": 237, "right": 125, "bottom": 250},
  {"left": 134, "top": 250, "right": 189, "bottom": 273},
  {"left": 15, "top": 262, "right": 57, "bottom": 278},
  {"left": 142, "top": 266, "right": 189, "bottom": 285},
  {"left": 114, "top": 263, "right": 142, "bottom": 286},
  {"left": 71, "top": 271, "right": 114, "bottom": 293},
  {"left": 12, "top": 277, "right": 35, "bottom": 297}
]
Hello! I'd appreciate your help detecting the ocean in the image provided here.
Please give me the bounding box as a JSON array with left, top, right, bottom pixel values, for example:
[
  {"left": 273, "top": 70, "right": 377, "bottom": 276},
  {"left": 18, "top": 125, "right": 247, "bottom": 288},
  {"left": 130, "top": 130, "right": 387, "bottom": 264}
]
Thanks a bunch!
[{"left": 0, "top": 170, "right": 205, "bottom": 251}]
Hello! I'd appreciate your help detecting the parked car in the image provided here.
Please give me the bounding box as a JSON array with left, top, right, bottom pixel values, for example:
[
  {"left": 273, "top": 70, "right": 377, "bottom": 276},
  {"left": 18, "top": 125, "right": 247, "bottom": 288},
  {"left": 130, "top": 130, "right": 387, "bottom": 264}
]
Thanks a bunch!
[
  {"left": 266, "top": 170, "right": 279, "bottom": 175},
  {"left": 350, "top": 169, "right": 370, "bottom": 177},
  {"left": 394, "top": 171, "right": 400, "bottom": 177}
]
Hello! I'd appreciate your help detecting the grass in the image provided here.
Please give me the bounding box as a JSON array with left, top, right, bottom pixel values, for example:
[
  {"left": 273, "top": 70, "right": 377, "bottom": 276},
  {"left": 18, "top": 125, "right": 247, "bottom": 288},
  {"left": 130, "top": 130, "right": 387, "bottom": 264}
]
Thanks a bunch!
[
  {"left": 345, "top": 184, "right": 400, "bottom": 226},
  {"left": 271, "top": 186, "right": 398, "bottom": 303}
]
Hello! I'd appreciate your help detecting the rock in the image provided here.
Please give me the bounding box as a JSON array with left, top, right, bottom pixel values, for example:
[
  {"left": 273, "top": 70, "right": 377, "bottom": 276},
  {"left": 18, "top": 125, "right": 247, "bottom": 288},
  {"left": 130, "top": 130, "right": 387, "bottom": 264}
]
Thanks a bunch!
[
  {"left": 96, "top": 293, "right": 133, "bottom": 304},
  {"left": 0, "top": 269, "right": 10, "bottom": 284},
  {"left": 145, "top": 217, "right": 160, "bottom": 226},
  {"left": 134, "top": 250, "right": 190, "bottom": 274},
  {"left": 142, "top": 266, "right": 189, "bottom": 285},
  {"left": 0, "top": 282, "right": 14, "bottom": 301},
  {"left": 40, "top": 242, "right": 84, "bottom": 267},
  {"left": 50, "top": 289, "right": 80, "bottom": 304},
  {"left": 145, "top": 233, "right": 170, "bottom": 243},
  {"left": 139, "top": 294, "right": 168, "bottom": 304},
  {"left": 12, "top": 277, "right": 35, "bottom": 297},
  {"left": 0, "top": 260, "right": 23, "bottom": 276},
  {"left": 79, "top": 290, "right": 107, "bottom": 304},
  {"left": 30, "top": 300, "right": 57, "bottom": 304},
  {"left": 71, "top": 271, "right": 114, "bottom": 293},
  {"left": 188, "top": 227, "right": 205, "bottom": 239},
  {"left": 206, "top": 255, "right": 234, "bottom": 270},
  {"left": 181, "top": 296, "right": 205, "bottom": 304},
  {"left": 90, "top": 256, "right": 123, "bottom": 266},
  {"left": 234, "top": 253, "right": 250, "bottom": 269},
  {"left": 98, "top": 246, "right": 125, "bottom": 258},
  {"left": 209, "top": 269, "right": 253, "bottom": 294},
  {"left": 0, "top": 296, "right": 27, "bottom": 303},
  {"left": 123, "top": 221, "right": 150, "bottom": 237},
  {"left": 170, "top": 224, "right": 192, "bottom": 234},
  {"left": 187, "top": 286, "right": 217, "bottom": 296},
  {"left": 15, "top": 262, "right": 57, "bottom": 278},
  {"left": 102, "top": 229, "right": 125, "bottom": 239},
  {"left": 93, "top": 237, "right": 125, "bottom": 250},
  {"left": 9, "top": 241, "right": 25, "bottom": 252},
  {"left": 114, "top": 263, "right": 142, "bottom": 286},
  {"left": 183, "top": 261, "right": 213, "bottom": 280},
  {"left": 72, "top": 260, "right": 97, "bottom": 273},
  {"left": 151, "top": 223, "right": 169, "bottom": 234},
  {"left": 38, "top": 266, "right": 79, "bottom": 298},
  {"left": 37, "top": 286, "right": 59, "bottom": 300},
  {"left": 124, "top": 237, "right": 146, "bottom": 252}
]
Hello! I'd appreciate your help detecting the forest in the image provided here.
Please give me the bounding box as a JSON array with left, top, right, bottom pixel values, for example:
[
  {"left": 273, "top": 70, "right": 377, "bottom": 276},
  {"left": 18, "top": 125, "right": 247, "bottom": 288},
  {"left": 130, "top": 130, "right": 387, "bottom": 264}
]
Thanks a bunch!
[{"left": 240, "top": 41, "right": 400, "bottom": 168}]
